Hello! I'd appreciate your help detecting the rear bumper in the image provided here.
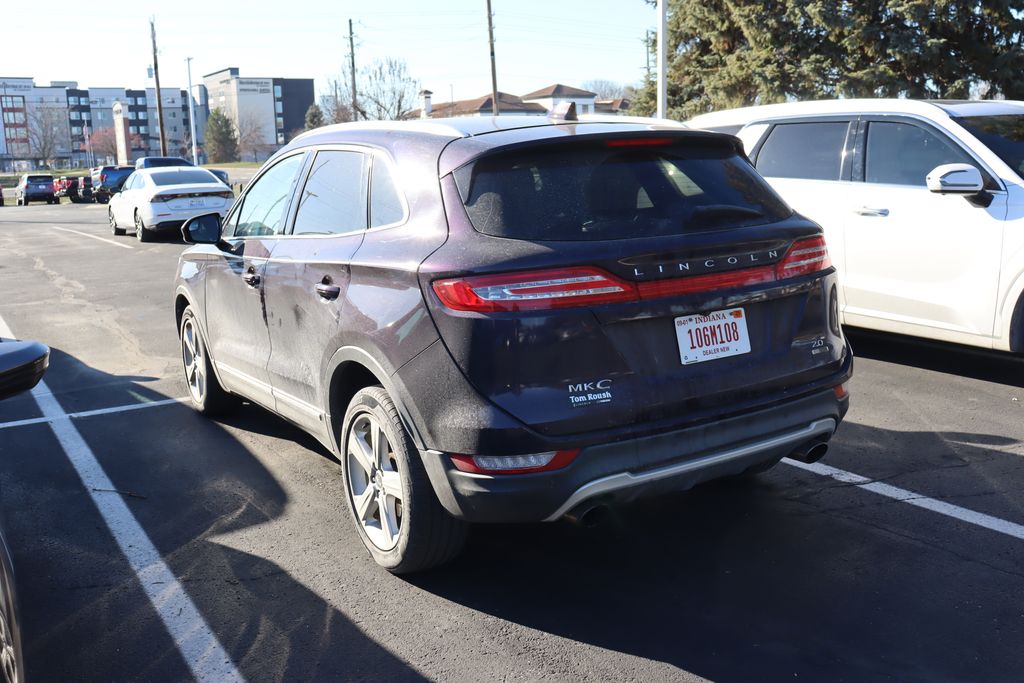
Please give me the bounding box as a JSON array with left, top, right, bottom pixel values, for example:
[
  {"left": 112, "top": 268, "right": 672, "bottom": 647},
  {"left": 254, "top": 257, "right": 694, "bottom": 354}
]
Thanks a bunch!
[{"left": 421, "top": 380, "right": 849, "bottom": 523}]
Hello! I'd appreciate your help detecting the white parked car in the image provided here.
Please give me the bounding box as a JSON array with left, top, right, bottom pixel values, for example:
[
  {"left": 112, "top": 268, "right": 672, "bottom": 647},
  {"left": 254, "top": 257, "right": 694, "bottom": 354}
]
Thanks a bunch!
[
  {"left": 688, "top": 99, "right": 1024, "bottom": 354},
  {"left": 108, "top": 167, "right": 234, "bottom": 242}
]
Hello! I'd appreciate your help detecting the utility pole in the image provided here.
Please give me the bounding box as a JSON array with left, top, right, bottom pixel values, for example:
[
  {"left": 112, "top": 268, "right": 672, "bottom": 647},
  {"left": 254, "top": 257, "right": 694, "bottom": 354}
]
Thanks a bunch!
[
  {"left": 486, "top": 0, "right": 499, "bottom": 116},
  {"left": 185, "top": 57, "right": 198, "bottom": 165},
  {"left": 348, "top": 19, "right": 359, "bottom": 121},
  {"left": 656, "top": 0, "right": 667, "bottom": 119},
  {"left": 150, "top": 17, "right": 167, "bottom": 155},
  {"left": 645, "top": 30, "right": 653, "bottom": 80}
]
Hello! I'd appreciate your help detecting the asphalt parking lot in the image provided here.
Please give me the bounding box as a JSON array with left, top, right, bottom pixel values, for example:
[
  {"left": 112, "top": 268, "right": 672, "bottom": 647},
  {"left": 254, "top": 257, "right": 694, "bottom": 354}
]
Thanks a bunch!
[{"left": 1, "top": 203, "right": 1023, "bottom": 682}]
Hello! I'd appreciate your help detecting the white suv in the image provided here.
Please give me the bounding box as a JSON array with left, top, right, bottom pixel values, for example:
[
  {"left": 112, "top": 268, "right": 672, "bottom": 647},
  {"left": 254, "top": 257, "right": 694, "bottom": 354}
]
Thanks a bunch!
[{"left": 688, "top": 99, "right": 1024, "bottom": 353}]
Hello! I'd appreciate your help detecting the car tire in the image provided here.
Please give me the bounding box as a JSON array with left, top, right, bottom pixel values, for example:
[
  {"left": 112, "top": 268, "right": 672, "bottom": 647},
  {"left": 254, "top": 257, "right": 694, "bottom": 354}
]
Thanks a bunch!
[
  {"left": 108, "top": 208, "right": 125, "bottom": 236},
  {"left": 15, "top": 198, "right": 22, "bottom": 207},
  {"left": 340, "top": 386, "right": 467, "bottom": 574},
  {"left": 179, "top": 306, "right": 234, "bottom": 416},
  {"left": 134, "top": 211, "right": 151, "bottom": 242}
]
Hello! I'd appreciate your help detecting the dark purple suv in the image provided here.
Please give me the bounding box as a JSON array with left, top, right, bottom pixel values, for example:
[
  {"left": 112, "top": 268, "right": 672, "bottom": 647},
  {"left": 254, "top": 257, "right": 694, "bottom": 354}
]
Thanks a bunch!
[{"left": 174, "top": 116, "right": 852, "bottom": 573}]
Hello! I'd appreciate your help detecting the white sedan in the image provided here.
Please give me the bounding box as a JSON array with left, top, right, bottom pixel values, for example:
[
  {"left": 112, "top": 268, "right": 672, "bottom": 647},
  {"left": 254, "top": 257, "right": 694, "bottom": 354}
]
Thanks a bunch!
[{"left": 108, "top": 167, "right": 234, "bottom": 242}]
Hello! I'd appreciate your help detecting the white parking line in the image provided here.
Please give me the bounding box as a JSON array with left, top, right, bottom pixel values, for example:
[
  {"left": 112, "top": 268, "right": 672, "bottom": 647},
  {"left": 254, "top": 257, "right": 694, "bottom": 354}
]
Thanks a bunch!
[
  {"left": 0, "top": 315, "right": 243, "bottom": 682},
  {"left": 0, "top": 396, "right": 188, "bottom": 431},
  {"left": 783, "top": 459, "right": 1024, "bottom": 541},
  {"left": 52, "top": 225, "right": 133, "bottom": 250}
]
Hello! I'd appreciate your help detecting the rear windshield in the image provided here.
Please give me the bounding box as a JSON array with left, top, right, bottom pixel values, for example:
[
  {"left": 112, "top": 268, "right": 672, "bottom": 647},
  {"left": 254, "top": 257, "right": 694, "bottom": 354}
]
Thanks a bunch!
[
  {"left": 28, "top": 175, "right": 53, "bottom": 183},
  {"left": 145, "top": 158, "right": 192, "bottom": 167},
  {"left": 453, "top": 138, "right": 791, "bottom": 241},
  {"left": 149, "top": 169, "right": 217, "bottom": 186}
]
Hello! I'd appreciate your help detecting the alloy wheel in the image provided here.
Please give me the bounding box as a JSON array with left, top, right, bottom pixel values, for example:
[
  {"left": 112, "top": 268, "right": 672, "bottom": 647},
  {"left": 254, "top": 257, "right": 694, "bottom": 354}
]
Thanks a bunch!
[
  {"left": 347, "top": 413, "right": 404, "bottom": 551},
  {"left": 181, "top": 317, "right": 206, "bottom": 404}
]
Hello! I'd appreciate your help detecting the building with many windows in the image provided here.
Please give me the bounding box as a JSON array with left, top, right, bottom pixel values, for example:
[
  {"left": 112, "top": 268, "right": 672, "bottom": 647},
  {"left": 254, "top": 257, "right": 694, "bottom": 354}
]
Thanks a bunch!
[
  {"left": 199, "top": 67, "right": 314, "bottom": 160},
  {"left": 0, "top": 68, "right": 312, "bottom": 170}
]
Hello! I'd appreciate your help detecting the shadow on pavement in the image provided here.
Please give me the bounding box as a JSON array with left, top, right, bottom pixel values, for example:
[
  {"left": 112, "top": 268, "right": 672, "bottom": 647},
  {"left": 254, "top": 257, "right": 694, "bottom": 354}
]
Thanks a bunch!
[
  {"left": 846, "top": 327, "right": 1024, "bottom": 387},
  {"left": 0, "top": 348, "right": 423, "bottom": 681},
  {"left": 411, "top": 423, "right": 1024, "bottom": 682}
]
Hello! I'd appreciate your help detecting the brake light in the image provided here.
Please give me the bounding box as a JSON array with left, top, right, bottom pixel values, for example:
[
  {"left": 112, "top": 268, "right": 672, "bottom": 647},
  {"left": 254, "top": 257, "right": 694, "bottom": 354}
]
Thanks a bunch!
[
  {"left": 449, "top": 449, "right": 580, "bottom": 475},
  {"left": 606, "top": 137, "right": 673, "bottom": 148},
  {"left": 432, "top": 237, "right": 831, "bottom": 312},
  {"left": 432, "top": 267, "right": 637, "bottom": 312},
  {"left": 776, "top": 236, "right": 831, "bottom": 279},
  {"left": 100, "top": 173, "right": 106, "bottom": 182}
]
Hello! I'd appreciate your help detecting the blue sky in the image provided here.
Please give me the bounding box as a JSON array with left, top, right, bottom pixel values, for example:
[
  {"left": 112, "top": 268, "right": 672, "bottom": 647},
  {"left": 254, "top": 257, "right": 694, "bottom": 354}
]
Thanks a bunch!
[{"left": 3, "top": 1, "right": 655, "bottom": 102}]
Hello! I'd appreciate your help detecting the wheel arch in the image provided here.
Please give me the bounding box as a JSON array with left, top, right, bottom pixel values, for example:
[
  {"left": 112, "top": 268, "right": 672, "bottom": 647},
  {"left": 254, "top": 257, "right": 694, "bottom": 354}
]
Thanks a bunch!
[
  {"left": 174, "top": 287, "right": 232, "bottom": 393},
  {"left": 997, "top": 269, "right": 1024, "bottom": 353},
  {"left": 324, "top": 347, "right": 427, "bottom": 456}
]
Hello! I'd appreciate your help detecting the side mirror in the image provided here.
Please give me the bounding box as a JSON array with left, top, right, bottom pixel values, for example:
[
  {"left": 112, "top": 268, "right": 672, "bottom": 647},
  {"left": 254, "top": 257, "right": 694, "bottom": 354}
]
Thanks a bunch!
[
  {"left": 926, "top": 163, "right": 984, "bottom": 195},
  {"left": 182, "top": 213, "right": 223, "bottom": 244},
  {"left": 0, "top": 339, "right": 49, "bottom": 401}
]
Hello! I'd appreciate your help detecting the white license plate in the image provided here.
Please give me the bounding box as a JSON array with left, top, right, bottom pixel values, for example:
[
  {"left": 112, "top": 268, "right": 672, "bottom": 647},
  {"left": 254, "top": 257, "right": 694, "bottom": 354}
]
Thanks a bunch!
[
  {"left": 188, "top": 198, "right": 205, "bottom": 208},
  {"left": 675, "top": 307, "right": 751, "bottom": 365}
]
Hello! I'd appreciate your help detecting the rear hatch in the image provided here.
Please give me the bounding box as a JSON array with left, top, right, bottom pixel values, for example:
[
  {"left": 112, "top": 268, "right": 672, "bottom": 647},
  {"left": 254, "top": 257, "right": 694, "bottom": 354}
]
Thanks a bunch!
[
  {"left": 421, "top": 130, "right": 846, "bottom": 438},
  {"left": 28, "top": 175, "right": 53, "bottom": 192},
  {"left": 148, "top": 169, "right": 233, "bottom": 212}
]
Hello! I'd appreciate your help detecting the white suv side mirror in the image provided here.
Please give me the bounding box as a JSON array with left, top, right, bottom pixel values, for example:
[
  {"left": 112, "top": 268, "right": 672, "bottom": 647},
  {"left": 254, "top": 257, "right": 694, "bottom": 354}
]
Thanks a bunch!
[{"left": 926, "top": 163, "right": 984, "bottom": 195}]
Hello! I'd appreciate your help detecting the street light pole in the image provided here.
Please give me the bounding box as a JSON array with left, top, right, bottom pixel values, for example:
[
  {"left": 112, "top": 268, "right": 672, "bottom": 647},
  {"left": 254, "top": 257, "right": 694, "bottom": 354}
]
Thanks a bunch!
[{"left": 185, "top": 57, "right": 198, "bottom": 165}]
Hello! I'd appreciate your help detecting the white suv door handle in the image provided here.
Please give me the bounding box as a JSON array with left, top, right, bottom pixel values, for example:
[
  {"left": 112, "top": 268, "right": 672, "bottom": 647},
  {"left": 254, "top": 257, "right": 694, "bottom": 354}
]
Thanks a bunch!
[{"left": 854, "top": 206, "right": 890, "bottom": 217}]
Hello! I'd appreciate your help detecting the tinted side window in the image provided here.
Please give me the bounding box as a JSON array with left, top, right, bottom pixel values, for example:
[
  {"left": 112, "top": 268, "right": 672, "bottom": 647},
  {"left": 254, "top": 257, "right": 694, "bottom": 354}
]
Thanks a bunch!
[
  {"left": 865, "top": 121, "right": 973, "bottom": 186},
  {"left": 293, "top": 151, "right": 368, "bottom": 236},
  {"left": 370, "top": 158, "right": 405, "bottom": 227},
  {"left": 755, "top": 122, "right": 849, "bottom": 181},
  {"left": 231, "top": 154, "right": 305, "bottom": 238}
]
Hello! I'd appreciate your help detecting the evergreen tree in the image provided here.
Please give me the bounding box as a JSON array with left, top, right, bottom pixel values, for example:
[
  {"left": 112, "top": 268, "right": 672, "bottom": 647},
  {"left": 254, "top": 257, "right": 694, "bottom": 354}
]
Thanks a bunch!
[
  {"left": 636, "top": 1, "right": 1024, "bottom": 120},
  {"left": 205, "top": 109, "right": 238, "bottom": 163},
  {"left": 304, "top": 103, "right": 325, "bottom": 130}
]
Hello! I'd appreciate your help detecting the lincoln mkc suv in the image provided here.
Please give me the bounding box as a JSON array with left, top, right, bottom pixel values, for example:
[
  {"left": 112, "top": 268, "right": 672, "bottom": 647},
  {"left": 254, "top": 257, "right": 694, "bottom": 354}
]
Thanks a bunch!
[{"left": 173, "top": 115, "right": 852, "bottom": 573}]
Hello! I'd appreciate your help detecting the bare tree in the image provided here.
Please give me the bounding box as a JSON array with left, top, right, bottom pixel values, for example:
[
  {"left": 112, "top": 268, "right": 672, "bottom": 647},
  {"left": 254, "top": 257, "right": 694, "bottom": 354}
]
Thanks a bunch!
[
  {"left": 26, "top": 105, "right": 69, "bottom": 167},
  {"left": 358, "top": 58, "right": 419, "bottom": 121},
  {"left": 236, "top": 114, "right": 266, "bottom": 162},
  {"left": 319, "top": 77, "right": 354, "bottom": 124},
  {"left": 582, "top": 79, "right": 635, "bottom": 100},
  {"left": 90, "top": 127, "right": 118, "bottom": 162}
]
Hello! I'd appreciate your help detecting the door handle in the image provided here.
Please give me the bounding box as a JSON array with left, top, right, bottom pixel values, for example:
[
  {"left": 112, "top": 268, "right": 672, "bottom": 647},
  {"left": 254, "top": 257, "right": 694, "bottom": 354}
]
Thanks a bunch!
[
  {"left": 854, "top": 206, "right": 890, "bottom": 217},
  {"left": 242, "top": 267, "right": 261, "bottom": 288},
  {"left": 315, "top": 283, "right": 341, "bottom": 300}
]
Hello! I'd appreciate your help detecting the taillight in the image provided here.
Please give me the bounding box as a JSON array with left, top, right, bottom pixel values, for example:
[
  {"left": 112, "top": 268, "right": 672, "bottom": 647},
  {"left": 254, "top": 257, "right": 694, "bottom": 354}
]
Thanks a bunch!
[
  {"left": 449, "top": 449, "right": 580, "bottom": 475},
  {"left": 605, "top": 137, "right": 673, "bottom": 148},
  {"left": 432, "top": 267, "right": 637, "bottom": 312},
  {"left": 432, "top": 237, "right": 831, "bottom": 313},
  {"left": 100, "top": 173, "right": 106, "bottom": 182},
  {"left": 150, "top": 194, "right": 168, "bottom": 203},
  {"left": 776, "top": 236, "right": 831, "bottom": 279}
]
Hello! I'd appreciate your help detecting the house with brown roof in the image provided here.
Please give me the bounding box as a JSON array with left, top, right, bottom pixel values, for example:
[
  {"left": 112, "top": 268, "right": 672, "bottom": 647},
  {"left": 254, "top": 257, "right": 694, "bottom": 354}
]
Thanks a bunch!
[
  {"left": 413, "top": 83, "right": 627, "bottom": 119},
  {"left": 521, "top": 84, "right": 598, "bottom": 116},
  {"left": 414, "top": 90, "right": 546, "bottom": 119}
]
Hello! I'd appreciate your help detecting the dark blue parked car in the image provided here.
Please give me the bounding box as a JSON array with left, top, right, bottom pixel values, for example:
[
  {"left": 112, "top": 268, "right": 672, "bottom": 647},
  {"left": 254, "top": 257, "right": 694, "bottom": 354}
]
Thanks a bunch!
[{"left": 173, "top": 115, "right": 852, "bottom": 573}]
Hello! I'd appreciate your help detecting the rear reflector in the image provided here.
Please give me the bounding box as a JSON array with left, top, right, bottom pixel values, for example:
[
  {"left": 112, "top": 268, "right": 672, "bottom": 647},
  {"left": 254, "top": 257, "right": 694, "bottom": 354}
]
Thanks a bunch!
[
  {"left": 833, "top": 383, "right": 849, "bottom": 400},
  {"left": 449, "top": 449, "right": 580, "bottom": 475},
  {"left": 433, "top": 236, "right": 832, "bottom": 312}
]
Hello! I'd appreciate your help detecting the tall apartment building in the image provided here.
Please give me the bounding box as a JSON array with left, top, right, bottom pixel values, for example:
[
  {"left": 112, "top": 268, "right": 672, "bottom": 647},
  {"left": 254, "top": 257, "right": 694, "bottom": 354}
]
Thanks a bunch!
[
  {"left": 1, "top": 70, "right": 312, "bottom": 171},
  {"left": 200, "top": 67, "right": 314, "bottom": 160}
]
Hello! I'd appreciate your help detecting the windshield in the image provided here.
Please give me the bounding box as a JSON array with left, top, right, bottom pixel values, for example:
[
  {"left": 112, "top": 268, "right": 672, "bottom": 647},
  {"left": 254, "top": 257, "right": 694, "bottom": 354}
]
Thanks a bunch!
[
  {"left": 149, "top": 169, "right": 218, "bottom": 186},
  {"left": 453, "top": 138, "right": 791, "bottom": 241},
  {"left": 955, "top": 115, "right": 1024, "bottom": 177}
]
